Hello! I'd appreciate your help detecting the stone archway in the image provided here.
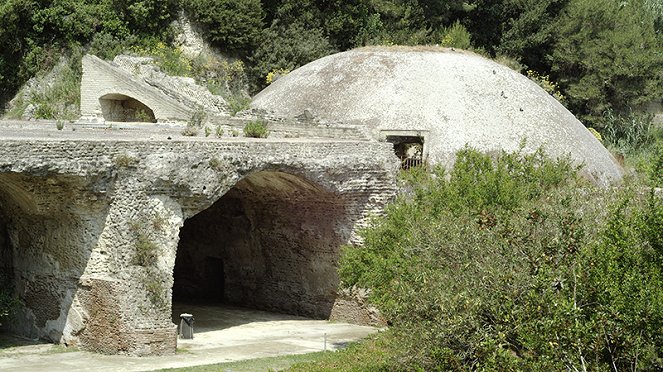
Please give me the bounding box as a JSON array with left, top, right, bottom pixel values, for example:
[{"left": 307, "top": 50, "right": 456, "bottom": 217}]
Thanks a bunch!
[
  {"left": 99, "top": 93, "right": 156, "bottom": 123},
  {"left": 0, "top": 175, "right": 103, "bottom": 345},
  {"left": 173, "top": 171, "right": 348, "bottom": 319}
]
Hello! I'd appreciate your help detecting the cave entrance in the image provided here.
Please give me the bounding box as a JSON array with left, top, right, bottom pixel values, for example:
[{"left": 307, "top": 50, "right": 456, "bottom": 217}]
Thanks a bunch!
[
  {"left": 173, "top": 171, "right": 347, "bottom": 330},
  {"left": 99, "top": 93, "right": 156, "bottom": 123}
]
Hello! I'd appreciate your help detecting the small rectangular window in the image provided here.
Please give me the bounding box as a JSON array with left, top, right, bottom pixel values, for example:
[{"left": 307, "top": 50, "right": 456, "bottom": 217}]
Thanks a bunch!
[{"left": 385, "top": 135, "right": 425, "bottom": 170}]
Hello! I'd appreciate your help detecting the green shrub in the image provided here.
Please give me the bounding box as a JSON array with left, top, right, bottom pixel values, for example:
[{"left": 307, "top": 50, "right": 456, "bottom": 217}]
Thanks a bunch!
[
  {"left": 215, "top": 125, "right": 224, "bottom": 137},
  {"left": 226, "top": 94, "right": 251, "bottom": 116},
  {"left": 182, "top": 107, "right": 206, "bottom": 136},
  {"left": 243, "top": 119, "right": 269, "bottom": 138},
  {"left": 338, "top": 147, "right": 663, "bottom": 370},
  {"left": 601, "top": 108, "right": 655, "bottom": 153},
  {"left": 440, "top": 21, "right": 472, "bottom": 49},
  {"left": 182, "top": 0, "right": 263, "bottom": 55},
  {"left": 132, "top": 233, "right": 158, "bottom": 267}
]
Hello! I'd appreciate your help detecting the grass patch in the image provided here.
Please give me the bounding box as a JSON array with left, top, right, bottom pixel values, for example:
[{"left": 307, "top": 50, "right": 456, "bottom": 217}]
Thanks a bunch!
[
  {"left": 156, "top": 351, "right": 332, "bottom": 372},
  {"left": 4, "top": 49, "right": 82, "bottom": 121}
]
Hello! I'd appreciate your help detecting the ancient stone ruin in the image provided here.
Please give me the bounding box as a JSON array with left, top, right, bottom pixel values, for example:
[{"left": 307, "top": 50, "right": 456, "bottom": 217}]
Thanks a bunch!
[{"left": 0, "top": 46, "right": 623, "bottom": 356}]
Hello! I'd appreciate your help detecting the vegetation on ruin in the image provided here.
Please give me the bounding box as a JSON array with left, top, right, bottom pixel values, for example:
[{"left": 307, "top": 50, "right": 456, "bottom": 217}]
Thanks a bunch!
[
  {"left": 243, "top": 119, "right": 269, "bottom": 138},
  {"left": 289, "top": 146, "right": 663, "bottom": 371},
  {"left": 129, "top": 218, "right": 169, "bottom": 309},
  {"left": 113, "top": 153, "right": 139, "bottom": 168},
  {"left": 1, "top": 0, "right": 661, "bottom": 138},
  {"left": 0, "top": 1, "right": 662, "bottom": 366}
]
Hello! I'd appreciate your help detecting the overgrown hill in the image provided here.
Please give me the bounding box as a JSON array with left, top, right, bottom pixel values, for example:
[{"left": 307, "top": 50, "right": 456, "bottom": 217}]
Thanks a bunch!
[{"left": 1, "top": 1, "right": 662, "bottom": 126}]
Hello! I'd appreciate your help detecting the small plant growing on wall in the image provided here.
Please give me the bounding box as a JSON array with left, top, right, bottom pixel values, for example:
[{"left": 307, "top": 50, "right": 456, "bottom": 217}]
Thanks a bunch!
[
  {"left": 144, "top": 271, "right": 167, "bottom": 309},
  {"left": 129, "top": 215, "right": 169, "bottom": 309},
  {"left": 113, "top": 153, "right": 138, "bottom": 168},
  {"left": 215, "top": 125, "right": 224, "bottom": 137},
  {"left": 132, "top": 233, "right": 159, "bottom": 267},
  {"left": 182, "top": 107, "right": 207, "bottom": 136},
  {"left": 181, "top": 125, "right": 199, "bottom": 136},
  {"left": 190, "top": 107, "right": 206, "bottom": 127},
  {"left": 243, "top": 119, "right": 269, "bottom": 138},
  {"left": 209, "top": 157, "right": 223, "bottom": 171}
]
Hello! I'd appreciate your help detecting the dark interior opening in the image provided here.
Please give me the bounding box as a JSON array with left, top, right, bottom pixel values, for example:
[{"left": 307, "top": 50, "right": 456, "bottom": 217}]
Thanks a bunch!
[
  {"left": 99, "top": 94, "right": 156, "bottom": 123},
  {"left": 385, "top": 135, "right": 424, "bottom": 170},
  {"left": 0, "top": 201, "right": 14, "bottom": 324},
  {"left": 173, "top": 171, "right": 347, "bottom": 320}
]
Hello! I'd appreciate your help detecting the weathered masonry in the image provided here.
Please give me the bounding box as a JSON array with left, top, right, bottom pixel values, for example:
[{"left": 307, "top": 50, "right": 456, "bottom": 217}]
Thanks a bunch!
[
  {"left": 0, "top": 133, "right": 398, "bottom": 355},
  {"left": 0, "top": 45, "right": 626, "bottom": 356}
]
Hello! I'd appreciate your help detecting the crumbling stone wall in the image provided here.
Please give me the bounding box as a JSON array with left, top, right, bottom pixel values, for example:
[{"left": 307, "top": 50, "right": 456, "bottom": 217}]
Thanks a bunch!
[
  {"left": 0, "top": 173, "right": 110, "bottom": 344},
  {"left": 0, "top": 136, "right": 398, "bottom": 355}
]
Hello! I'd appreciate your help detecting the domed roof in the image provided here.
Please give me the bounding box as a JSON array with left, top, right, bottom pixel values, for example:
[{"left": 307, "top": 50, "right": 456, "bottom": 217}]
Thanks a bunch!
[{"left": 252, "top": 46, "right": 622, "bottom": 185}]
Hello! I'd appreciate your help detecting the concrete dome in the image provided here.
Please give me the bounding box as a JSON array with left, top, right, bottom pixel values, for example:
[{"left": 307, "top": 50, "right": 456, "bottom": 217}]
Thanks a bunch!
[{"left": 252, "top": 46, "right": 623, "bottom": 185}]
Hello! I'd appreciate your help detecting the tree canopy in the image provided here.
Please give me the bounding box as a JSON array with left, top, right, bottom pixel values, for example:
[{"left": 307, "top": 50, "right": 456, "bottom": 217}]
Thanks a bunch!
[{"left": 0, "top": 0, "right": 661, "bottom": 132}]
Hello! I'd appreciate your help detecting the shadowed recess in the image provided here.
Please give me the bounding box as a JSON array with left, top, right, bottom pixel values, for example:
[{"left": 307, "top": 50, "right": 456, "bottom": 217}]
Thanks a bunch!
[{"left": 173, "top": 171, "right": 348, "bottom": 319}]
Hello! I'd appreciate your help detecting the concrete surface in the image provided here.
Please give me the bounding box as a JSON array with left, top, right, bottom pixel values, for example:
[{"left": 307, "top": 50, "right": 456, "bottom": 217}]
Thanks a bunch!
[
  {"left": 252, "top": 45, "right": 623, "bottom": 186},
  {"left": 0, "top": 304, "right": 379, "bottom": 371}
]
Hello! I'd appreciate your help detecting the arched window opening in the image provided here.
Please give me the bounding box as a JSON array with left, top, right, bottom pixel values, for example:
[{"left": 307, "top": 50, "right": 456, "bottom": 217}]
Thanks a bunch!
[{"left": 99, "top": 94, "right": 156, "bottom": 123}]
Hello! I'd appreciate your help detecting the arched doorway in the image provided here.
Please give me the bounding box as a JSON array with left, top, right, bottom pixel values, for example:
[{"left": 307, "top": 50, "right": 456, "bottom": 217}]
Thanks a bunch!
[
  {"left": 99, "top": 94, "right": 156, "bottom": 123},
  {"left": 173, "top": 171, "right": 348, "bottom": 321}
]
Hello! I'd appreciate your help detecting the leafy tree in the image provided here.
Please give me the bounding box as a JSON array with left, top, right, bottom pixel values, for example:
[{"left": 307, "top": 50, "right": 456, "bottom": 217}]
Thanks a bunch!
[
  {"left": 495, "top": 0, "right": 568, "bottom": 73},
  {"left": 0, "top": 0, "right": 38, "bottom": 103},
  {"left": 551, "top": 0, "right": 663, "bottom": 126},
  {"left": 249, "top": 21, "right": 335, "bottom": 90},
  {"left": 183, "top": 0, "right": 264, "bottom": 56}
]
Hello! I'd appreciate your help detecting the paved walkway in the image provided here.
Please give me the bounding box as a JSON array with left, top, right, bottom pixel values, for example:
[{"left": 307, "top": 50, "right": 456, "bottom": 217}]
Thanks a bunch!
[
  {"left": 0, "top": 120, "right": 360, "bottom": 142},
  {"left": 0, "top": 305, "right": 378, "bottom": 372}
]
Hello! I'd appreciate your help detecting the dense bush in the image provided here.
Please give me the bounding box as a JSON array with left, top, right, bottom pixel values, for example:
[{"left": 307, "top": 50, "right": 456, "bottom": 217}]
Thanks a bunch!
[
  {"left": 243, "top": 119, "right": 269, "bottom": 138},
  {"left": 338, "top": 148, "right": 663, "bottom": 370},
  {"left": 181, "top": 0, "right": 263, "bottom": 56},
  {"left": 249, "top": 21, "right": 335, "bottom": 91},
  {"left": 551, "top": 0, "right": 663, "bottom": 127}
]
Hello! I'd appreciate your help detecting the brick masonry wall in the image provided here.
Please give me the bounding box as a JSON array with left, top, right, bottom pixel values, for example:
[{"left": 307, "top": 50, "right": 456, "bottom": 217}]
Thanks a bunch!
[
  {"left": 0, "top": 136, "right": 399, "bottom": 355},
  {"left": 80, "top": 56, "right": 193, "bottom": 124}
]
